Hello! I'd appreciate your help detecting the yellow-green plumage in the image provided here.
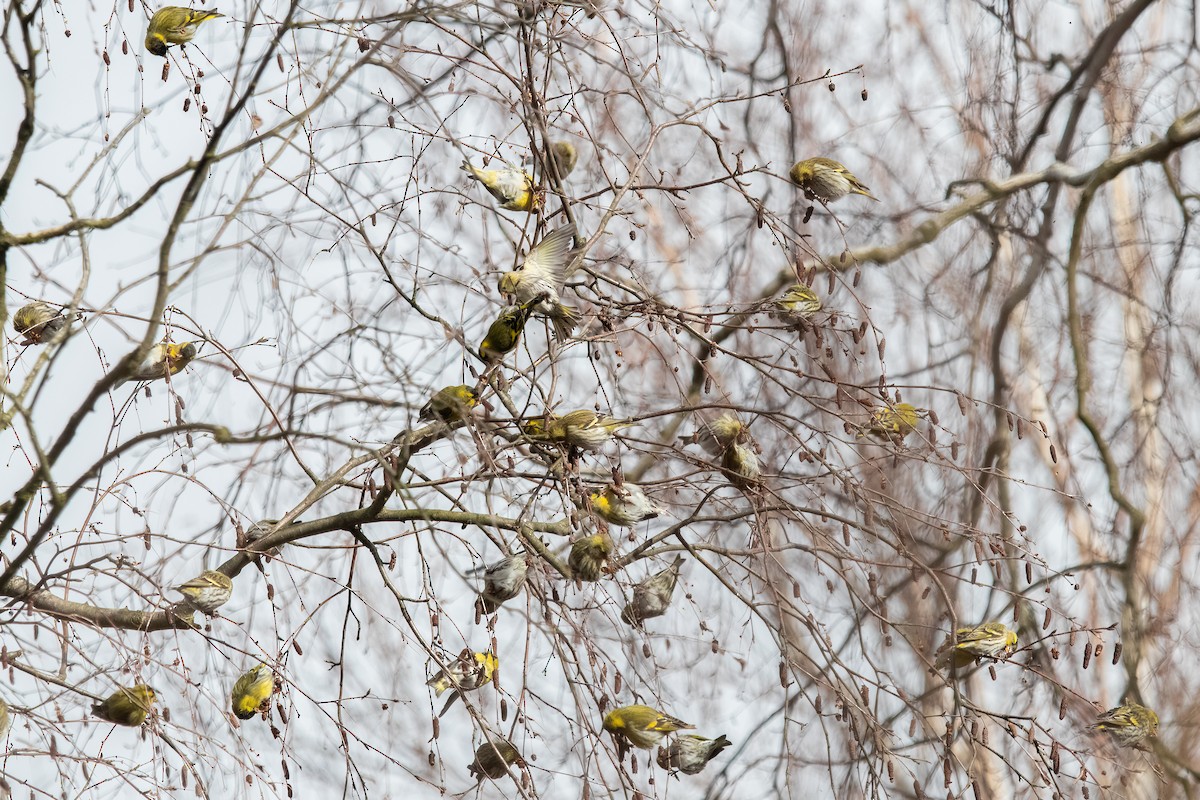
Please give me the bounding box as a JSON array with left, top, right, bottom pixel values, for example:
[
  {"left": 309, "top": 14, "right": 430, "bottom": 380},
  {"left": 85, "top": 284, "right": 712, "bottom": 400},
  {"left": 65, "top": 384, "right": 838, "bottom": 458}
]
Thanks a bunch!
[
  {"left": 461, "top": 160, "right": 541, "bottom": 212},
  {"left": 1090, "top": 703, "right": 1159, "bottom": 748},
  {"left": 789, "top": 157, "right": 878, "bottom": 203},
  {"left": 419, "top": 385, "right": 479, "bottom": 423},
  {"left": 126, "top": 341, "right": 198, "bottom": 383},
  {"left": 548, "top": 140, "right": 578, "bottom": 179},
  {"left": 938, "top": 621, "right": 1018, "bottom": 668},
  {"left": 173, "top": 569, "right": 233, "bottom": 615},
  {"left": 772, "top": 284, "right": 822, "bottom": 320},
  {"left": 92, "top": 684, "right": 158, "bottom": 727},
  {"left": 479, "top": 297, "right": 543, "bottom": 362},
  {"left": 497, "top": 224, "right": 582, "bottom": 340},
  {"left": 603, "top": 704, "right": 695, "bottom": 749},
  {"left": 589, "top": 483, "right": 662, "bottom": 527},
  {"left": 12, "top": 301, "right": 72, "bottom": 345},
  {"left": 230, "top": 664, "right": 275, "bottom": 720},
  {"left": 524, "top": 409, "right": 634, "bottom": 452},
  {"left": 427, "top": 651, "right": 498, "bottom": 716},
  {"left": 858, "top": 403, "right": 922, "bottom": 443},
  {"left": 0, "top": 697, "right": 9, "bottom": 738},
  {"left": 145, "top": 7, "right": 224, "bottom": 57},
  {"left": 656, "top": 733, "right": 732, "bottom": 774},
  {"left": 468, "top": 737, "right": 524, "bottom": 779},
  {"left": 569, "top": 533, "right": 613, "bottom": 581}
]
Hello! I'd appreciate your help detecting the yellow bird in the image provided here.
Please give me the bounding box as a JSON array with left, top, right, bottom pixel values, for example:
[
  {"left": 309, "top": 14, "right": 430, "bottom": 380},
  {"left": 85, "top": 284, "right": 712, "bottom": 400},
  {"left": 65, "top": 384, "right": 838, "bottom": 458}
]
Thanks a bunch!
[
  {"left": 497, "top": 224, "right": 582, "bottom": 340},
  {"left": 568, "top": 532, "right": 613, "bottom": 581},
  {"left": 936, "top": 621, "right": 1018, "bottom": 668},
  {"left": 772, "top": 284, "right": 822, "bottom": 321},
  {"left": 461, "top": 160, "right": 542, "bottom": 212},
  {"left": 478, "top": 296, "right": 545, "bottom": 363},
  {"left": 12, "top": 301, "right": 75, "bottom": 345},
  {"left": 427, "top": 651, "right": 498, "bottom": 716},
  {"left": 656, "top": 733, "right": 732, "bottom": 774},
  {"left": 547, "top": 140, "right": 578, "bottom": 179},
  {"left": 789, "top": 157, "right": 878, "bottom": 203},
  {"left": 145, "top": 6, "right": 224, "bottom": 57},
  {"left": 125, "top": 341, "right": 198, "bottom": 383},
  {"left": 523, "top": 409, "right": 635, "bottom": 452},
  {"left": 419, "top": 385, "right": 479, "bottom": 423},
  {"left": 857, "top": 402, "right": 923, "bottom": 443},
  {"left": 683, "top": 413, "right": 761, "bottom": 489},
  {"left": 1089, "top": 703, "right": 1159, "bottom": 749},
  {"left": 603, "top": 704, "right": 695, "bottom": 749},
  {"left": 173, "top": 569, "right": 233, "bottom": 615},
  {"left": 230, "top": 664, "right": 276, "bottom": 720},
  {"left": 468, "top": 736, "right": 524, "bottom": 780},
  {"left": 589, "top": 482, "right": 662, "bottom": 527},
  {"left": 92, "top": 684, "right": 158, "bottom": 727}
]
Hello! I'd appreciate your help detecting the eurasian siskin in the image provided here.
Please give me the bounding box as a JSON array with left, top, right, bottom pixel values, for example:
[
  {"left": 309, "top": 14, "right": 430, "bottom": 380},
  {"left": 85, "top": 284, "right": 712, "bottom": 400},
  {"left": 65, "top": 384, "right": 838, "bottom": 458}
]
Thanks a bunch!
[
  {"left": 480, "top": 553, "right": 528, "bottom": 613},
  {"left": 789, "top": 157, "right": 878, "bottom": 203},
  {"left": 419, "top": 384, "right": 479, "bottom": 423},
  {"left": 772, "top": 284, "right": 822, "bottom": 321},
  {"left": 936, "top": 621, "right": 1018, "bottom": 668},
  {"left": 427, "top": 651, "right": 498, "bottom": 715},
  {"left": 524, "top": 409, "right": 635, "bottom": 452},
  {"left": 721, "top": 442, "right": 761, "bottom": 489},
  {"left": 603, "top": 704, "right": 695, "bottom": 749},
  {"left": 1090, "top": 703, "right": 1159, "bottom": 748},
  {"left": 589, "top": 482, "right": 662, "bottom": 527},
  {"left": 497, "top": 224, "right": 582, "bottom": 340},
  {"left": 461, "top": 160, "right": 542, "bottom": 212},
  {"left": 145, "top": 7, "right": 224, "bottom": 57},
  {"left": 568, "top": 532, "right": 613, "bottom": 581},
  {"left": 173, "top": 569, "right": 233, "bottom": 615},
  {"left": 547, "top": 140, "right": 578, "bottom": 179},
  {"left": 230, "top": 664, "right": 275, "bottom": 720},
  {"left": 12, "top": 301, "right": 73, "bottom": 345},
  {"left": 468, "top": 736, "right": 524, "bottom": 780},
  {"left": 682, "top": 413, "right": 761, "bottom": 488},
  {"left": 857, "top": 403, "right": 922, "bottom": 443},
  {"left": 479, "top": 296, "right": 544, "bottom": 363},
  {"left": 125, "top": 341, "right": 198, "bottom": 383},
  {"left": 621, "top": 555, "right": 684, "bottom": 626},
  {"left": 656, "top": 733, "right": 732, "bottom": 774},
  {"left": 92, "top": 684, "right": 158, "bottom": 726}
]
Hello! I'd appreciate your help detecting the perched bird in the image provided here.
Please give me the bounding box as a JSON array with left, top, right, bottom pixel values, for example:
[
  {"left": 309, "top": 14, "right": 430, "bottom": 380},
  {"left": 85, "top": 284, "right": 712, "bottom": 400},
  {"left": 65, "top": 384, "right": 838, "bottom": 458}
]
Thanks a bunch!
[
  {"left": 936, "top": 622, "right": 1018, "bottom": 668},
  {"left": 657, "top": 733, "right": 732, "bottom": 775},
  {"left": 857, "top": 403, "right": 922, "bottom": 443},
  {"left": 125, "top": 341, "right": 198, "bottom": 383},
  {"left": 789, "top": 157, "right": 878, "bottom": 203},
  {"left": 230, "top": 664, "right": 275, "bottom": 720},
  {"left": 12, "top": 301, "right": 75, "bottom": 345},
  {"left": 427, "top": 651, "right": 498, "bottom": 716},
  {"left": 589, "top": 483, "right": 662, "bottom": 527},
  {"left": 145, "top": 7, "right": 224, "bottom": 57},
  {"left": 568, "top": 532, "right": 613, "bottom": 581},
  {"left": 419, "top": 384, "right": 479, "bottom": 423},
  {"left": 684, "top": 414, "right": 761, "bottom": 489},
  {"left": 0, "top": 697, "right": 9, "bottom": 738},
  {"left": 603, "top": 704, "right": 695, "bottom": 749},
  {"left": 523, "top": 409, "right": 635, "bottom": 452},
  {"left": 173, "top": 569, "right": 233, "bottom": 615},
  {"left": 478, "top": 296, "right": 545, "bottom": 363},
  {"left": 547, "top": 140, "right": 578, "bottom": 179},
  {"left": 468, "top": 736, "right": 524, "bottom": 780},
  {"left": 1090, "top": 703, "right": 1159, "bottom": 749},
  {"left": 621, "top": 555, "right": 685, "bottom": 626},
  {"left": 497, "top": 224, "right": 582, "bottom": 340},
  {"left": 479, "top": 553, "right": 528, "bottom": 613},
  {"left": 461, "top": 160, "right": 542, "bottom": 212},
  {"left": 92, "top": 684, "right": 158, "bottom": 727},
  {"left": 772, "top": 284, "right": 822, "bottom": 321}
]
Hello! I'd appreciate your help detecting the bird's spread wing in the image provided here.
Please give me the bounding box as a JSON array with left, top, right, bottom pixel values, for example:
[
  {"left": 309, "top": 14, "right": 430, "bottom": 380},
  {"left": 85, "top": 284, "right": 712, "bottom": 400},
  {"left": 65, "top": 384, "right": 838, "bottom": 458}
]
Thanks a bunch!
[{"left": 524, "top": 224, "right": 578, "bottom": 288}]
